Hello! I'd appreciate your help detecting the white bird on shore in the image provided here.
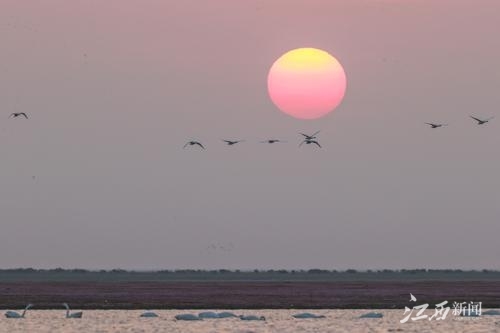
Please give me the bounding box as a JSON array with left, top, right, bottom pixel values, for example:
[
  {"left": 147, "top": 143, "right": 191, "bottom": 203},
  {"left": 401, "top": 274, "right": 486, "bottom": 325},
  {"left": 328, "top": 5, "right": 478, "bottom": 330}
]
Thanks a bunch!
[
  {"left": 5, "top": 304, "right": 33, "bottom": 318},
  {"left": 292, "top": 312, "right": 326, "bottom": 319},
  {"left": 63, "top": 303, "right": 83, "bottom": 318},
  {"left": 239, "top": 315, "right": 266, "bottom": 321}
]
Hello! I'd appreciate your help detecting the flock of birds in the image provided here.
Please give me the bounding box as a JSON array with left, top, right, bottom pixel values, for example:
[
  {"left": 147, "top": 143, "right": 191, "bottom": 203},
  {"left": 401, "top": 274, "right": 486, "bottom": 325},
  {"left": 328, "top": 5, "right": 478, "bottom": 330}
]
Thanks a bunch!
[
  {"left": 3, "top": 113, "right": 495, "bottom": 321},
  {"left": 8, "top": 113, "right": 495, "bottom": 151},
  {"left": 7, "top": 302, "right": 500, "bottom": 320},
  {"left": 425, "top": 115, "right": 494, "bottom": 128},
  {"left": 4, "top": 304, "right": 329, "bottom": 321},
  {"left": 181, "top": 116, "right": 495, "bottom": 150},
  {"left": 183, "top": 130, "right": 322, "bottom": 149}
]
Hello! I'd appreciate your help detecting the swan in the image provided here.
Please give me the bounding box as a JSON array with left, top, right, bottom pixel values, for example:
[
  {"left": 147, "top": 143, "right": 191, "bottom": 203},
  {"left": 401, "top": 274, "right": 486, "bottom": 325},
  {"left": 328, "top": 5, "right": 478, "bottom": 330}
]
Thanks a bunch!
[
  {"left": 222, "top": 139, "right": 244, "bottom": 145},
  {"left": 239, "top": 315, "right": 265, "bottom": 321},
  {"left": 9, "top": 112, "right": 28, "bottom": 119},
  {"left": 299, "top": 139, "right": 321, "bottom": 148},
  {"left": 292, "top": 313, "right": 325, "bottom": 319},
  {"left": 470, "top": 115, "right": 494, "bottom": 125},
  {"left": 183, "top": 141, "right": 205, "bottom": 149},
  {"left": 198, "top": 311, "right": 219, "bottom": 319},
  {"left": 175, "top": 313, "right": 202, "bottom": 321},
  {"left": 63, "top": 303, "right": 83, "bottom": 318},
  {"left": 217, "top": 311, "right": 238, "bottom": 318},
  {"left": 5, "top": 304, "right": 33, "bottom": 318},
  {"left": 425, "top": 123, "right": 447, "bottom": 128},
  {"left": 359, "top": 312, "right": 383, "bottom": 318},
  {"left": 261, "top": 139, "right": 286, "bottom": 144},
  {"left": 482, "top": 310, "right": 500, "bottom": 316},
  {"left": 300, "top": 131, "right": 320, "bottom": 140},
  {"left": 140, "top": 311, "right": 158, "bottom": 317}
]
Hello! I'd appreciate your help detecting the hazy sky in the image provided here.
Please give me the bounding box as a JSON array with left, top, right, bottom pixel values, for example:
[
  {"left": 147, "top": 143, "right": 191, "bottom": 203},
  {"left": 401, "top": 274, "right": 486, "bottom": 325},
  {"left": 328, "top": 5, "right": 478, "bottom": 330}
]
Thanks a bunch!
[{"left": 1, "top": 0, "right": 499, "bottom": 270}]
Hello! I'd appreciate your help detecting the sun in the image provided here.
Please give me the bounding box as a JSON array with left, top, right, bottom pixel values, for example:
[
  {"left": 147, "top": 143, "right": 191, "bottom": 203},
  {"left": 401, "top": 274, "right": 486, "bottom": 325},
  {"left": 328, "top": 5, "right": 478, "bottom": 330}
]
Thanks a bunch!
[{"left": 267, "top": 48, "right": 347, "bottom": 120}]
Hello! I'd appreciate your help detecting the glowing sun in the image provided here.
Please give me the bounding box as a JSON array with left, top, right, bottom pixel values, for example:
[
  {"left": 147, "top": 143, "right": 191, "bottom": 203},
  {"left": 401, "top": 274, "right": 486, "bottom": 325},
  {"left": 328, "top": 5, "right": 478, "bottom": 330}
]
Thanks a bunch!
[{"left": 267, "top": 48, "right": 347, "bottom": 119}]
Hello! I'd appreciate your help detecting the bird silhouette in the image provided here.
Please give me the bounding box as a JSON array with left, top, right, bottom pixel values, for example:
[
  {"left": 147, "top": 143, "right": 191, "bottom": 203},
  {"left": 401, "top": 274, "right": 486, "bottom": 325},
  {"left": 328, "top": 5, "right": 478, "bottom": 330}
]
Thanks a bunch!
[
  {"left": 63, "top": 303, "right": 83, "bottom": 318},
  {"left": 470, "top": 116, "right": 494, "bottom": 125},
  {"left": 410, "top": 293, "right": 417, "bottom": 302},
  {"left": 261, "top": 139, "right": 286, "bottom": 144},
  {"left": 300, "top": 131, "right": 320, "bottom": 140},
  {"left": 222, "top": 140, "right": 244, "bottom": 145},
  {"left": 183, "top": 141, "right": 205, "bottom": 149},
  {"left": 299, "top": 139, "right": 321, "bottom": 148},
  {"left": 5, "top": 304, "right": 33, "bottom": 318},
  {"left": 9, "top": 112, "right": 28, "bottom": 119},
  {"left": 425, "top": 123, "right": 447, "bottom": 128}
]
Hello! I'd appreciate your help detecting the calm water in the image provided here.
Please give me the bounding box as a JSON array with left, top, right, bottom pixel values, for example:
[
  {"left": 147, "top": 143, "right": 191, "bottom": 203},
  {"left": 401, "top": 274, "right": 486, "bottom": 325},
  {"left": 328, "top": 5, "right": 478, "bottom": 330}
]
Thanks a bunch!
[{"left": 1, "top": 309, "right": 499, "bottom": 333}]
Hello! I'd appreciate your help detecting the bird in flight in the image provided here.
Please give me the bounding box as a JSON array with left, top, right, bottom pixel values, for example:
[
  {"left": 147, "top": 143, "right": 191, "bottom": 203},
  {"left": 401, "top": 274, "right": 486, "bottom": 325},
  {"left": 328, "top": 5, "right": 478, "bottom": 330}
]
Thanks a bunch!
[
  {"left": 300, "top": 131, "right": 320, "bottom": 140},
  {"left": 425, "top": 123, "right": 447, "bottom": 129},
  {"left": 410, "top": 293, "right": 417, "bottom": 302},
  {"left": 222, "top": 140, "right": 244, "bottom": 145},
  {"left": 470, "top": 116, "right": 494, "bottom": 125},
  {"left": 299, "top": 139, "right": 321, "bottom": 148},
  {"left": 261, "top": 139, "right": 286, "bottom": 144},
  {"left": 9, "top": 112, "right": 28, "bottom": 119},
  {"left": 183, "top": 141, "right": 205, "bottom": 149}
]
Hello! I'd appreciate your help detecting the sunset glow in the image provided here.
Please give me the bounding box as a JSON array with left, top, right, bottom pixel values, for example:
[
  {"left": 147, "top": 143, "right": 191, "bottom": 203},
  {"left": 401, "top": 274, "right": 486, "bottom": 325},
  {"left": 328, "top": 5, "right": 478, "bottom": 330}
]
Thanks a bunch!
[{"left": 267, "top": 48, "right": 347, "bottom": 119}]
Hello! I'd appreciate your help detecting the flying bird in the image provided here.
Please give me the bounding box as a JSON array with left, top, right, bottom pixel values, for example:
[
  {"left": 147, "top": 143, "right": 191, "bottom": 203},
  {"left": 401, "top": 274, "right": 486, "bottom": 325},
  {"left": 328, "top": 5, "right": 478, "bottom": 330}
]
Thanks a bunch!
[
  {"left": 183, "top": 141, "right": 205, "bottom": 149},
  {"left": 410, "top": 293, "right": 417, "bottom": 302},
  {"left": 206, "top": 242, "right": 234, "bottom": 253},
  {"left": 425, "top": 123, "right": 447, "bottom": 128},
  {"left": 300, "top": 131, "right": 320, "bottom": 140},
  {"left": 5, "top": 304, "right": 33, "bottom": 318},
  {"left": 222, "top": 140, "right": 244, "bottom": 145},
  {"left": 299, "top": 139, "right": 321, "bottom": 148},
  {"left": 470, "top": 116, "right": 494, "bottom": 125},
  {"left": 261, "top": 139, "right": 286, "bottom": 144},
  {"left": 9, "top": 112, "right": 28, "bottom": 119},
  {"left": 63, "top": 303, "right": 83, "bottom": 318}
]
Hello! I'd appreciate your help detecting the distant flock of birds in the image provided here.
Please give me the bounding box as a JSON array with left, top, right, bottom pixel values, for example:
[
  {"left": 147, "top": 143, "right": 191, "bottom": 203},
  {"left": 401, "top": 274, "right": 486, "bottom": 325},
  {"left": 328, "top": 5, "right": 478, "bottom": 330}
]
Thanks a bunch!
[
  {"left": 183, "top": 130, "right": 322, "bottom": 149},
  {"left": 9, "top": 113, "right": 495, "bottom": 151},
  {"left": 4, "top": 303, "right": 332, "bottom": 321},
  {"left": 424, "top": 115, "right": 494, "bottom": 128}
]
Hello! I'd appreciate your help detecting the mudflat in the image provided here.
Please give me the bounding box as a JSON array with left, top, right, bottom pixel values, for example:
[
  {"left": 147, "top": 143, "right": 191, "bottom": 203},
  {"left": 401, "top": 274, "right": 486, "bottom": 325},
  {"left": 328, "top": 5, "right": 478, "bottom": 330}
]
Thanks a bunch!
[{"left": 1, "top": 281, "right": 499, "bottom": 309}]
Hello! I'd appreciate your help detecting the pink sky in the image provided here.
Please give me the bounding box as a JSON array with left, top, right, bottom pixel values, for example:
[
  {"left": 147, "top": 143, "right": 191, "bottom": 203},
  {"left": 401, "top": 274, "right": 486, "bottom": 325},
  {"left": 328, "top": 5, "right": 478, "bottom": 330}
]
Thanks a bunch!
[{"left": 1, "top": 0, "right": 499, "bottom": 270}]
